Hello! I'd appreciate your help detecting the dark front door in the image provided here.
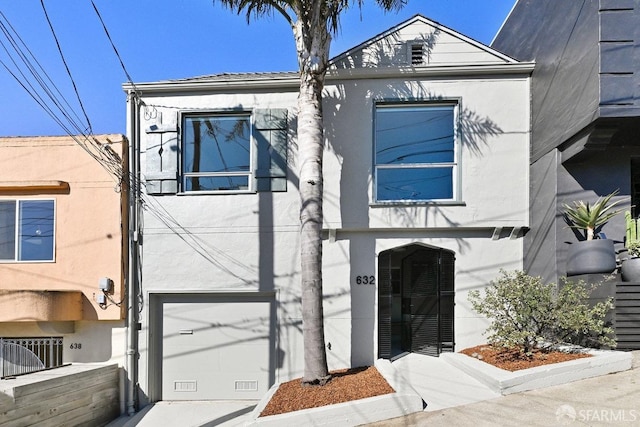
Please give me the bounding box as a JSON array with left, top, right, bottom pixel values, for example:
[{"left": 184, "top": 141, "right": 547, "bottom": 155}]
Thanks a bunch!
[{"left": 378, "top": 245, "right": 455, "bottom": 359}]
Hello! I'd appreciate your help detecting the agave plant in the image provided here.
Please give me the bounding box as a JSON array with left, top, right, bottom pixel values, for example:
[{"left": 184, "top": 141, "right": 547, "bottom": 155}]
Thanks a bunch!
[{"left": 563, "top": 190, "right": 623, "bottom": 241}]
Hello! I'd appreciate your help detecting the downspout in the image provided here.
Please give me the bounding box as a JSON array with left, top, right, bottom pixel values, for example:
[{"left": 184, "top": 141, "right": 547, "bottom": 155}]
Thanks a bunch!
[{"left": 125, "top": 89, "right": 140, "bottom": 416}]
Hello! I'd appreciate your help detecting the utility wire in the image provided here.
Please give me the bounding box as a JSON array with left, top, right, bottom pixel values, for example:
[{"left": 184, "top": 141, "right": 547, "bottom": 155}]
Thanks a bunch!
[
  {"left": 3, "top": 3, "right": 258, "bottom": 292},
  {"left": 91, "top": 0, "right": 135, "bottom": 86},
  {"left": 0, "top": 12, "right": 86, "bottom": 135},
  {"left": 0, "top": 9, "right": 125, "bottom": 184},
  {"left": 40, "top": 0, "right": 93, "bottom": 134}
]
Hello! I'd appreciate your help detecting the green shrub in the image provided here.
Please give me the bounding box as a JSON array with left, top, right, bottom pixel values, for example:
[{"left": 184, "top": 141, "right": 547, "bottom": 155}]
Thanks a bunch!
[{"left": 468, "top": 270, "right": 616, "bottom": 354}]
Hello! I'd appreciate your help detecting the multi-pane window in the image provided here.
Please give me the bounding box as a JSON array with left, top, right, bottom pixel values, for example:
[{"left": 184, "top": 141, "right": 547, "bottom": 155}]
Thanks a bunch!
[
  {"left": 182, "top": 113, "right": 252, "bottom": 192},
  {"left": 0, "top": 199, "right": 55, "bottom": 262},
  {"left": 375, "top": 103, "right": 458, "bottom": 202}
]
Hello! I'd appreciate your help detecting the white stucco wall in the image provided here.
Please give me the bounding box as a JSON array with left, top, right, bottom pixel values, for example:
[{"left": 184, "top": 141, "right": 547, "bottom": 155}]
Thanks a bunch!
[
  {"left": 129, "top": 16, "right": 531, "bottom": 403},
  {"left": 132, "top": 68, "right": 529, "bottom": 403}
]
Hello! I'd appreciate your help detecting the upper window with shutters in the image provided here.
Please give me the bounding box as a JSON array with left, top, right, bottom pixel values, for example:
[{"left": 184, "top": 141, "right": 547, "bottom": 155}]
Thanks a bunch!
[{"left": 144, "top": 109, "right": 288, "bottom": 195}]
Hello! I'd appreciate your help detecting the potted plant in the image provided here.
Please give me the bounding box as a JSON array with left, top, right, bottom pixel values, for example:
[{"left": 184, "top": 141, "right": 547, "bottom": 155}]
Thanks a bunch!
[
  {"left": 621, "top": 211, "right": 640, "bottom": 282},
  {"left": 563, "top": 190, "right": 622, "bottom": 276}
]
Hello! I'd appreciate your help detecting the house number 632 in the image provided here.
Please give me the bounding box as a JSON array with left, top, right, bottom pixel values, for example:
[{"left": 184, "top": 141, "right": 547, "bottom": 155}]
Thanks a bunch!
[{"left": 356, "top": 275, "right": 375, "bottom": 285}]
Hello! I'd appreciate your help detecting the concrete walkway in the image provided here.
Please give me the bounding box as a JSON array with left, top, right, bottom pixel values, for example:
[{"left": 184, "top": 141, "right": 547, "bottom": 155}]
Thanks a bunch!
[
  {"left": 391, "top": 352, "right": 500, "bottom": 411},
  {"left": 106, "top": 351, "right": 639, "bottom": 427}
]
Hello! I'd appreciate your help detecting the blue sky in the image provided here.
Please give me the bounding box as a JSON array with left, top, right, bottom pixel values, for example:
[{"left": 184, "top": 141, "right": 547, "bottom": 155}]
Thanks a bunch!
[{"left": 0, "top": 0, "right": 516, "bottom": 137}]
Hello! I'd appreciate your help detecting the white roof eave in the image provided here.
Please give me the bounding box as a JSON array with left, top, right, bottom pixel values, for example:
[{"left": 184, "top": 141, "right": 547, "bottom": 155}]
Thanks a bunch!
[{"left": 123, "top": 62, "right": 534, "bottom": 94}]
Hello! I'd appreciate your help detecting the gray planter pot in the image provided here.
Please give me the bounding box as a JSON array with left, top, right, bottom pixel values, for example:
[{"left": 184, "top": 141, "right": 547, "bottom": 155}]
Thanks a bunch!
[
  {"left": 621, "top": 257, "right": 640, "bottom": 282},
  {"left": 566, "top": 239, "right": 616, "bottom": 276}
]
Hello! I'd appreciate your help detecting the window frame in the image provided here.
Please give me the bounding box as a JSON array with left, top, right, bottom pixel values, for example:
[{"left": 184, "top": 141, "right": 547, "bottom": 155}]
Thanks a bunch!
[
  {"left": 0, "top": 198, "right": 56, "bottom": 263},
  {"left": 179, "top": 111, "right": 254, "bottom": 194},
  {"left": 373, "top": 101, "right": 461, "bottom": 204}
]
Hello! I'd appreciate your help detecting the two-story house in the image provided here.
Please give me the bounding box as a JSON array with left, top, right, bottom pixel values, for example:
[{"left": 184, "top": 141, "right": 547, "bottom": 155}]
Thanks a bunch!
[
  {"left": 0, "top": 135, "right": 128, "bottom": 379},
  {"left": 125, "top": 15, "right": 533, "bottom": 405}
]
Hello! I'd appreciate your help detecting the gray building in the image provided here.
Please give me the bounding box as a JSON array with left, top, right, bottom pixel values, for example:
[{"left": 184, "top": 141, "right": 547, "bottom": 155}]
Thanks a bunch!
[{"left": 493, "top": 0, "right": 640, "bottom": 283}]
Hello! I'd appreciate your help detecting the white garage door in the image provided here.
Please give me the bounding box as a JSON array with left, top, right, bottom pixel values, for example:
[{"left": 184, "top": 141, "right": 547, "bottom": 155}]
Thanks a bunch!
[{"left": 159, "top": 294, "right": 274, "bottom": 400}]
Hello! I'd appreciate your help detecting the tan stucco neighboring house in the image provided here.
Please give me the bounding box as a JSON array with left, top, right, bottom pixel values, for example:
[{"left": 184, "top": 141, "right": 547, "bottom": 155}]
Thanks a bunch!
[{"left": 0, "top": 134, "right": 128, "bottom": 372}]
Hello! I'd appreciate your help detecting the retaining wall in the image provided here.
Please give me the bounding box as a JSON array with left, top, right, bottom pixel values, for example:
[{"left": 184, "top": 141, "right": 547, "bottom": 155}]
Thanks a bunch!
[{"left": 0, "top": 363, "right": 120, "bottom": 426}]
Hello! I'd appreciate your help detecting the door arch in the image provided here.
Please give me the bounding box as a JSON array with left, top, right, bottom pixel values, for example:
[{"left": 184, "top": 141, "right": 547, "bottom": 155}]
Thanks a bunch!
[{"left": 378, "top": 244, "right": 455, "bottom": 358}]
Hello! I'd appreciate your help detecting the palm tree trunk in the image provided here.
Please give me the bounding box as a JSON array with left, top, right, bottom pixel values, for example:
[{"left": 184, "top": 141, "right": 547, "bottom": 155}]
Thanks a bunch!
[{"left": 295, "top": 19, "right": 330, "bottom": 385}]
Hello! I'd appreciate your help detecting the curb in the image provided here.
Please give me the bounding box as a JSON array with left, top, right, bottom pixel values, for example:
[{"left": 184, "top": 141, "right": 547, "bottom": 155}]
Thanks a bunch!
[
  {"left": 441, "top": 349, "right": 633, "bottom": 395},
  {"left": 244, "top": 359, "right": 423, "bottom": 426}
]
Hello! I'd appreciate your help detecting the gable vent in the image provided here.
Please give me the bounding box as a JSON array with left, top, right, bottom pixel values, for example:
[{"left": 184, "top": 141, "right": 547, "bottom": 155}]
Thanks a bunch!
[{"left": 410, "top": 43, "right": 425, "bottom": 65}]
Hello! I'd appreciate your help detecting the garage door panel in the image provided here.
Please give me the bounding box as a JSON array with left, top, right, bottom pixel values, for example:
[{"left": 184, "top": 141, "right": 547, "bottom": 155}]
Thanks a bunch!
[
  {"left": 160, "top": 296, "right": 274, "bottom": 400},
  {"left": 221, "top": 343, "right": 270, "bottom": 372},
  {"left": 164, "top": 302, "right": 270, "bottom": 340}
]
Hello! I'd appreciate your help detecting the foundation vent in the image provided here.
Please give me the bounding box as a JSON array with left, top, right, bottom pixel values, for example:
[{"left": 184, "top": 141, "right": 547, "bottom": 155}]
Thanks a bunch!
[
  {"left": 235, "top": 380, "right": 258, "bottom": 392},
  {"left": 173, "top": 380, "right": 197, "bottom": 392}
]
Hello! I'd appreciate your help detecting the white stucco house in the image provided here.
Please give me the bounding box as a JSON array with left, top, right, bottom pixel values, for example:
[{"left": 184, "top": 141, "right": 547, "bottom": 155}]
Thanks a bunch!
[{"left": 124, "top": 15, "right": 533, "bottom": 405}]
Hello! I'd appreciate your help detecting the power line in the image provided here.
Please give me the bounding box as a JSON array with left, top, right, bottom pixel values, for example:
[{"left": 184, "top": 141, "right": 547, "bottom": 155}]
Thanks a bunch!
[
  {"left": 91, "top": 0, "right": 135, "bottom": 86},
  {"left": 0, "top": 8, "right": 126, "bottom": 186},
  {"left": 3, "top": 2, "right": 237, "bottom": 261},
  {"left": 39, "top": 0, "right": 93, "bottom": 134},
  {"left": 0, "top": 12, "right": 87, "bottom": 135}
]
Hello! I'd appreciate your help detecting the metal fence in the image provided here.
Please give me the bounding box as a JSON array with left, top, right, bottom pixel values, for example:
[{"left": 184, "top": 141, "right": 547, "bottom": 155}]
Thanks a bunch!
[{"left": 1, "top": 337, "right": 64, "bottom": 378}]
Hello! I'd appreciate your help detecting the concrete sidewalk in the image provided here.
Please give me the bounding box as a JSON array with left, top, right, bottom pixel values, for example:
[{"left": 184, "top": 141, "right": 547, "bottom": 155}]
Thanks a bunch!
[
  {"left": 105, "top": 352, "right": 499, "bottom": 427},
  {"left": 106, "top": 351, "right": 639, "bottom": 427},
  {"left": 105, "top": 401, "right": 257, "bottom": 427}
]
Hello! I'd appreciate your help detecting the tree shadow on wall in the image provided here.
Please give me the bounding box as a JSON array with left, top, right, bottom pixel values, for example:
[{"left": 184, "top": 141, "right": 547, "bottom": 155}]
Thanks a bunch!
[{"left": 323, "top": 26, "right": 506, "bottom": 365}]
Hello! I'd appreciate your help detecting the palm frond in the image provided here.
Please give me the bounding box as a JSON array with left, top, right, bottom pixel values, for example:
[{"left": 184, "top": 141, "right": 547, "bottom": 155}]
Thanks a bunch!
[
  {"left": 215, "top": 0, "right": 294, "bottom": 26},
  {"left": 375, "top": 0, "right": 407, "bottom": 12}
]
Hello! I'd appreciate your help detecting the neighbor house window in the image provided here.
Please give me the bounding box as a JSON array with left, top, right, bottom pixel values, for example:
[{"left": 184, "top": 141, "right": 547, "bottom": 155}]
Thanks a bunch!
[
  {"left": 0, "top": 199, "right": 55, "bottom": 262},
  {"left": 375, "top": 103, "right": 458, "bottom": 202},
  {"left": 182, "top": 113, "right": 252, "bottom": 192}
]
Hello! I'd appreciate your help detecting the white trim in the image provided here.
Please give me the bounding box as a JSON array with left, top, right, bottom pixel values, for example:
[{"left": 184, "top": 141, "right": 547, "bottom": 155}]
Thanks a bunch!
[{"left": 122, "top": 63, "right": 534, "bottom": 93}]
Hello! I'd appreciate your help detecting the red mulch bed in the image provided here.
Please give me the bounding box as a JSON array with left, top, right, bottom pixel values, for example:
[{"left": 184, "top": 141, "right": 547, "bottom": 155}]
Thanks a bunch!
[
  {"left": 259, "top": 366, "right": 394, "bottom": 417},
  {"left": 460, "top": 344, "right": 592, "bottom": 371},
  {"left": 259, "top": 345, "right": 591, "bottom": 417}
]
